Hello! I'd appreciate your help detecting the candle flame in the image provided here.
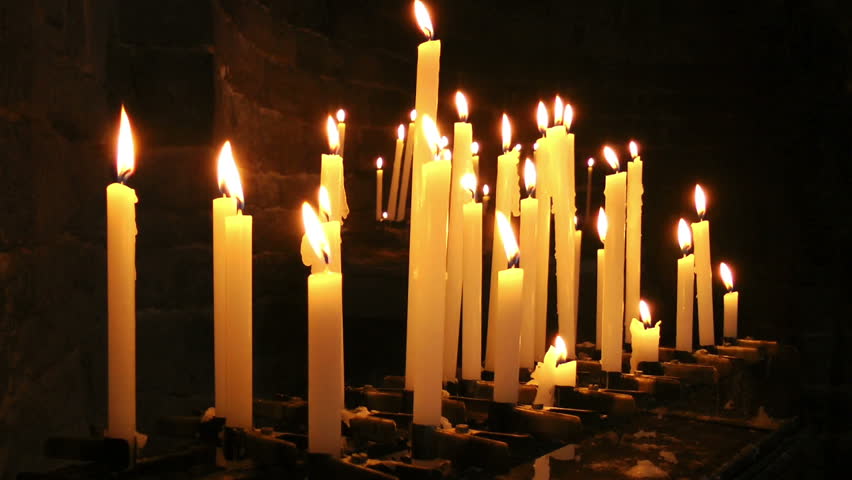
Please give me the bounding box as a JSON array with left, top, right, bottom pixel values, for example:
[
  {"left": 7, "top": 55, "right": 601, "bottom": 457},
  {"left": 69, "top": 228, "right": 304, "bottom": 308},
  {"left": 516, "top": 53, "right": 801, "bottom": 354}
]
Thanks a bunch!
[
  {"left": 554, "top": 96, "right": 564, "bottom": 126},
  {"left": 440, "top": 148, "right": 452, "bottom": 162},
  {"left": 720, "top": 262, "right": 734, "bottom": 292},
  {"left": 382, "top": 211, "right": 388, "bottom": 220},
  {"left": 533, "top": 142, "right": 539, "bottom": 151},
  {"left": 456, "top": 91, "right": 469, "bottom": 122},
  {"left": 587, "top": 158, "right": 595, "bottom": 168},
  {"left": 461, "top": 172, "right": 477, "bottom": 199},
  {"left": 536, "top": 101, "right": 549, "bottom": 134},
  {"left": 410, "top": 109, "right": 417, "bottom": 122},
  {"left": 376, "top": 157, "right": 383, "bottom": 169},
  {"left": 555, "top": 335, "right": 568, "bottom": 361},
  {"left": 397, "top": 124, "right": 405, "bottom": 141},
  {"left": 639, "top": 300, "right": 653, "bottom": 328},
  {"left": 421, "top": 114, "right": 441, "bottom": 157},
  {"left": 471, "top": 141, "right": 480, "bottom": 155},
  {"left": 439, "top": 136, "right": 449, "bottom": 149},
  {"left": 629, "top": 140, "right": 639, "bottom": 159},
  {"left": 563, "top": 103, "right": 574, "bottom": 131},
  {"left": 116, "top": 106, "right": 135, "bottom": 182},
  {"left": 414, "top": 0, "right": 433, "bottom": 39},
  {"left": 597, "top": 207, "right": 608, "bottom": 243},
  {"left": 482, "top": 184, "right": 490, "bottom": 196},
  {"left": 326, "top": 115, "right": 340, "bottom": 154},
  {"left": 217, "top": 141, "right": 244, "bottom": 210},
  {"left": 501, "top": 114, "right": 511, "bottom": 152},
  {"left": 302, "top": 202, "right": 331, "bottom": 265},
  {"left": 574, "top": 215, "right": 578, "bottom": 228},
  {"left": 336, "top": 109, "right": 346, "bottom": 123},
  {"left": 496, "top": 211, "right": 519, "bottom": 268},
  {"left": 524, "top": 158, "right": 536, "bottom": 195},
  {"left": 694, "top": 184, "right": 707, "bottom": 219},
  {"left": 603, "top": 146, "right": 619, "bottom": 171},
  {"left": 318, "top": 186, "right": 332, "bottom": 221},
  {"left": 677, "top": 218, "right": 692, "bottom": 255}
]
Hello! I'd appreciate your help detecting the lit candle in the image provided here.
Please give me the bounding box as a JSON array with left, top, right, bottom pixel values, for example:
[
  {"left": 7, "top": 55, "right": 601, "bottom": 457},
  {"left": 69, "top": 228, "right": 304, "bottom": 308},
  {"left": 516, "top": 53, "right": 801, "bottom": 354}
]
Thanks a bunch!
[
  {"left": 485, "top": 115, "right": 520, "bottom": 370},
  {"left": 584, "top": 158, "right": 594, "bottom": 227},
  {"left": 471, "top": 141, "right": 480, "bottom": 178},
  {"left": 336, "top": 109, "right": 346, "bottom": 158},
  {"left": 321, "top": 116, "right": 348, "bottom": 222},
  {"left": 493, "top": 212, "right": 524, "bottom": 404},
  {"left": 624, "top": 141, "right": 643, "bottom": 343},
  {"left": 396, "top": 110, "right": 417, "bottom": 221},
  {"left": 601, "top": 146, "right": 626, "bottom": 373},
  {"left": 107, "top": 107, "right": 138, "bottom": 445},
  {"left": 223, "top": 148, "right": 253, "bottom": 430},
  {"left": 443, "top": 92, "right": 473, "bottom": 381},
  {"left": 595, "top": 208, "right": 607, "bottom": 349},
  {"left": 720, "top": 262, "right": 739, "bottom": 340},
  {"left": 520, "top": 159, "right": 539, "bottom": 369},
  {"left": 406, "top": 1, "right": 441, "bottom": 390},
  {"left": 530, "top": 336, "right": 576, "bottom": 407},
  {"left": 629, "top": 300, "right": 660, "bottom": 373},
  {"left": 387, "top": 125, "right": 405, "bottom": 221},
  {"left": 482, "top": 184, "right": 490, "bottom": 213},
  {"left": 691, "top": 184, "right": 715, "bottom": 346},
  {"left": 213, "top": 141, "right": 238, "bottom": 422},
  {"left": 460, "top": 173, "right": 483, "bottom": 381},
  {"left": 533, "top": 102, "right": 551, "bottom": 362},
  {"left": 676, "top": 219, "right": 695, "bottom": 352},
  {"left": 302, "top": 203, "right": 344, "bottom": 456},
  {"left": 412, "top": 115, "right": 451, "bottom": 426},
  {"left": 375, "top": 157, "right": 384, "bottom": 221},
  {"left": 548, "top": 98, "right": 578, "bottom": 359}
]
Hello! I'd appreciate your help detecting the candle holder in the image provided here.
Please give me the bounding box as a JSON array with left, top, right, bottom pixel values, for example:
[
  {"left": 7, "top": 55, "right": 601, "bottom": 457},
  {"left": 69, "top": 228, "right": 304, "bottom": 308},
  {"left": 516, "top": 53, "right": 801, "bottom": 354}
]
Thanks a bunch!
[{"left": 410, "top": 423, "right": 438, "bottom": 459}]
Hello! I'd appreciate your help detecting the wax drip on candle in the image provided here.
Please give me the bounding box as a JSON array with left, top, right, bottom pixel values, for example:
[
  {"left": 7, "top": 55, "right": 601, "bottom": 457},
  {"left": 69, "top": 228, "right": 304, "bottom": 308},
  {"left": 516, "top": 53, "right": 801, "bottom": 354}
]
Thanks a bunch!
[
  {"left": 603, "top": 146, "right": 620, "bottom": 172},
  {"left": 678, "top": 218, "right": 692, "bottom": 256},
  {"left": 695, "top": 184, "right": 707, "bottom": 221},
  {"left": 496, "top": 211, "right": 520, "bottom": 269},
  {"left": 302, "top": 202, "right": 332, "bottom": 267},
  {"left": 326, "top": 115, "right": 340, "bottom": 155},
  {"left": 217, "top": 140, "right": 245, "bottom": 212},
  {"left": 414, "top": 1, "right": 434, "bottom": 40},
  {"left": 720, "top": 262, "right": 734, "bottom": 294},
  {"left": 524, "top": 158, "right": 537, "bottom": 199},
  {"left": 116, "top": 106, "right": 135, "bottom": 184}
]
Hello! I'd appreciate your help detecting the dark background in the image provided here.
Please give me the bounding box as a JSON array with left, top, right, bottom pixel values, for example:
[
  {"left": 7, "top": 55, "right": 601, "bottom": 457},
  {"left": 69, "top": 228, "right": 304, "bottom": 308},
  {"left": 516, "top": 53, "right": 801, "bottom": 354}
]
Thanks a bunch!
[{"left": 0, "top": 0, "right": 849, "bottom": 477}]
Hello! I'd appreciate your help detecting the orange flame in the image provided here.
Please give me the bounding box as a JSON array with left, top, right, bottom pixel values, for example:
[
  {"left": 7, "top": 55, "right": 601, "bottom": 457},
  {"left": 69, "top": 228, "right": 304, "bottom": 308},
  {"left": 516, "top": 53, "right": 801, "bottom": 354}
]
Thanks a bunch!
[
  {"left": 496, "top": 211, "right": 519, "bottom": 267},
  {"left": 555, "top": 335, "right": 568, "bottom": 362},
  {"left": 471, "top": 141, "right": 480, "bottom": 155},
  {"left": 597, "top": 207, "right": 608, "bottom": 243},
  {"left": 456, "top": 91, "right": 469, "bottom": 122},
  {"left": 677, "top": 218, "right": 692, "bottom": 254},
  {"left": 603, "top": 146, "right": 619, "bottom": 171},
  {"left": 482, "top": 184, "right": 490, "bottom": 197},
  {"left": 376, "top": 157, "right": 383, "bottom": 169},
  {"left": 302, "top": 202, "right": 331, "bottom": 265},
  {"left": 326, "top": 115, "right": 340, "bottom": 154},
  {"left": 695, "top": 184, "right": 707, "bottom": 219},
  {"left": 398, "top": 124, "right": 405, "bottom": 141},
  {"left": 563, "top": 103, "right": 574, "bottom": 131},
  {"left": 629, "top": 140, "right": 639, "bottom": 159},
  {"left": 587, "top": 158, "right": 595, "bottom": 168},
  {"left": 421, "top": 114, "right": 441, "bottom": 157},
  {"left": 524, "top": 158, "right": 536, "bottom": 194},
  {"left": 336, "top": 109, "right": 346, "bottom": 123},
  {"left": 639, "top": 300, "right": 653, "bottom": 328},
  {"left": 410, "top": 109, "right": 417, "bottom": 122},
  {"left": 501, "top": 114, "right": 512, "bottom": 152},
  {"left": 116, "top": 106, "right": 135, "bottom": 182},
  {"left": 461, "top": 172, "right": 477, "bottom": 199},
  {"left": 536, "top": 101, "right": 549, "bottom": 134},
  {"left": 217, "top": 141, "right": 244, "bottom": 209},
  {"left": 720, "top": 262, "right": 734, "bottom": 292},
  {"left": 318, "top": 186, "right": 332, "bottom": 221},
  {"left": 554, "top": 96, "right": 564, "bottom": 126},
  {"left": 414, "top": 1, "right": 433, "bottom": 39}
]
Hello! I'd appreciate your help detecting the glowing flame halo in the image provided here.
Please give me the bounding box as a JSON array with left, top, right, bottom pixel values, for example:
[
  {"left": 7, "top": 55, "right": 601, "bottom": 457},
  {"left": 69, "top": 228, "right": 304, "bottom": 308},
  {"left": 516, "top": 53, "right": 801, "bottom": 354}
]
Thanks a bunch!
[{"left": 414, "top": 1, "right": 434, "bottom": 39}]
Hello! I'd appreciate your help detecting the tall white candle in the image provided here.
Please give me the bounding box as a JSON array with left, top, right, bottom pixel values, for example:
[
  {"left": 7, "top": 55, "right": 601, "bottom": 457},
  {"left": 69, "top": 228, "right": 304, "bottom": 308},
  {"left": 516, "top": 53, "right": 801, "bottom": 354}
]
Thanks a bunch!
[
  {"left": 225, "top": 209, "right": 253, "bottom": 430},
  {"left": 397, "top": 110, "right": 417, "bottom": 221},
  {"left": 443, "top": 92, "right": 473, "bottom": 381},
  {"left": 107, "top": 107, "right": 137, "bottom": 445},
  {"left": 573, "top": 220, "right": 582, "bottom": 346},
  {"left": 691, "top": 184, "right": 715, "bottom": 346},
  {"left": 321, "top": 116, "right": 347, "bottom": 222},
  {"left": 595, "top": 208, "right": 607, "bottom": 349},
  {"left": 624, "top": 141, "right": 643, "bottom": 343},
  {"left": 720, "top": 262, "right": 739, "bottom": 339},
  {"left": 485, "top": 115, "right": 520, "bottom": 370},
  {"left": 533, "top": 102, "right": 551, "bottom": 362},
  {"left": 676, "top": 219, "right": 695, "bottom": 352},
  {"left": 213, "top": 142, "right": 239, "bottom": 421},
  {"left": 412, "top": 115, "right": 451, "bottom": 426},
  {"left": 387, "top": 125, "right": 405, "bottom": 220},
  {"left": 460, "top": 174, "right": 482, "bottom": 381},
  {"left": 493, "top": 212, "right": 524, "bottom": 404},
  {"left": 302, "top": 203, "right": 344, "bottom": 456},
  {"left": 629, "top": 300, "right": 660, "bottom": 373},
  {"left": 601, "top": 147, "right": 626, "bottom": 373},
  {"left": 519, "top": 159, "right": 539, "bottom": 369},
  {"left": 375, "top": 157, "right": 384, "bottom": 221},
  {"left": 406, "top": 2, "right": 441, "bottom": 390}
]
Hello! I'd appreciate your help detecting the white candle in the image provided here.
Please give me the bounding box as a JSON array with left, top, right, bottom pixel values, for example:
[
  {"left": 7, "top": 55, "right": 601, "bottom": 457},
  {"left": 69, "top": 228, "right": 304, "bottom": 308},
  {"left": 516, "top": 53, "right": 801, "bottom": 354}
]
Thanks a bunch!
[
  {"left": 412, "top": 115, "right": 451, "bottom": 426},
  {"left": 302, "top": 203, "right": 344, "bottom": 456},
  {"left": 520, "top": 159, "right": 539, "bottom": 369},
  {"left": 107, "top": 107, "right": 138, "bottom": 445},
  {"left": 213, "top": 142, "right": 239, "bottom": 421},
  {"left": 595, "top": 208, "right": 607, "bottom": 349},
  {"left": 485, "top": 115, "right": 520, "bottom": 370},
  {"left": 471, "top": 141, "right": 480, "bottom": 178},
  {"left": 493, "top": 212, "right": 524, "bottom": 404},
  {"left": 533, "top": 102, "right": 551, "bottom": 362},
  {"left": 629, "top": 300, "right": 660, "bottom": 373},
  {"left": 585, "top": 158, "right": 594, "bottom": 225},
  {"left": 387, "top": 125, "right": 405, "bottom": 221},
  {"left": 573, "top": 222, "right": 582, "bottom": 347},
  {"left": 720, "top": 262, "right": 739, "bottom": 339},
  {"left": 624, "top": 141, "right": 643, "bottom": 343},
  {"left": 530, "top": 336, "right": 575, "bottom": 407},
  {"left": 397, "top": 110, "right": 417, "bottom": 221},
  {"left": 225, "top": 210, "right": 253, "bottom": 430},
  {"left": 601, "top": 147, "right": 626, "bottom": 373},
  {"left": 461, "top": 174, "right": 483, "bottom": 381},
  {"left": 548, "top": 99, "right": 577, "bottom": 359},
  {"left": 375, "top": 157, "right": 384, "bottom": 221},
  {"left": 443, "top": 92, "right": 473, "bottom": 381},
  {"left": 691, "top": 184, "right": 715, "bottom": 346},
  {"left": 321, "top": 116, "right": 347, "bottom": 222},
  {"left": 406, "top": 2, "right": 441, "bottom": 390},
  {"left": 676, "top": 219, "right": 695, "bottom": 352}
]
